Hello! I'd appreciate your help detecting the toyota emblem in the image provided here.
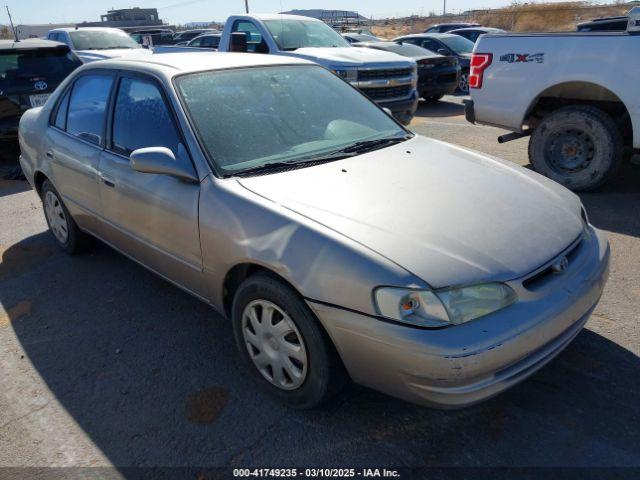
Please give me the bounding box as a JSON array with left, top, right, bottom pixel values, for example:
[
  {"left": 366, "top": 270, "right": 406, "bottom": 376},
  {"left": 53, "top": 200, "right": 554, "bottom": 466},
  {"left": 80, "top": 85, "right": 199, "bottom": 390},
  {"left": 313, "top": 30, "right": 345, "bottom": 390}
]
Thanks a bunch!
[
  {"left": 552, "top": 256, "right": 569, "bottom": 274},
  {"left": 34, "top": 81, "right": 48, "bottom": 91}
]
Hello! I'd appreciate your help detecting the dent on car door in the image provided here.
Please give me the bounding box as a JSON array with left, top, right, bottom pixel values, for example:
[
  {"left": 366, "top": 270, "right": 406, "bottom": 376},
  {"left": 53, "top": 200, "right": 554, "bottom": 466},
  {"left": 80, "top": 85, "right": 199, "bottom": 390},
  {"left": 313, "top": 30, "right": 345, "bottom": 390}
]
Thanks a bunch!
[
  {"left": 44, "top": 72, "right": 115, "bottom": 230},
  {"left": 96, "top": 74, "right": 207, "bottom": 298}
]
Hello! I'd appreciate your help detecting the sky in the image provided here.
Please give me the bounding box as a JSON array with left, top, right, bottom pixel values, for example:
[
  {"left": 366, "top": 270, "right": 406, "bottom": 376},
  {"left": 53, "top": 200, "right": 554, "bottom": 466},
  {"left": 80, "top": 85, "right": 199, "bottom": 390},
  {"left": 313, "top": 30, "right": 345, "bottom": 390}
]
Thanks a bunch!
[{"left": 5, "top": 0, "right": 586, "bottom": 25}]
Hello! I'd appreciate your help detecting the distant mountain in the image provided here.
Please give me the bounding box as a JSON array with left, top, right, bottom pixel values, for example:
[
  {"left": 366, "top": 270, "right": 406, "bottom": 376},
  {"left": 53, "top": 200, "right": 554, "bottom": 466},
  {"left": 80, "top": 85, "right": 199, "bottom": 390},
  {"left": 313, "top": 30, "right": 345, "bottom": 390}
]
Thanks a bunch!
[{"left": 282, "top": 9, "right": 367, "bottom": 21}]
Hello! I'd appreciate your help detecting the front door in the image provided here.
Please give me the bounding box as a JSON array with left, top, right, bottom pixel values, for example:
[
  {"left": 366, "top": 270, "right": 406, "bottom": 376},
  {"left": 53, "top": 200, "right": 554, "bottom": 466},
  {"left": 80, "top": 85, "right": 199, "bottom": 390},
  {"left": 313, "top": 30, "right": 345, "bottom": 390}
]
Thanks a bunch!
[{"left": 96, "top": 73, "right": 206, "bottom": 298}]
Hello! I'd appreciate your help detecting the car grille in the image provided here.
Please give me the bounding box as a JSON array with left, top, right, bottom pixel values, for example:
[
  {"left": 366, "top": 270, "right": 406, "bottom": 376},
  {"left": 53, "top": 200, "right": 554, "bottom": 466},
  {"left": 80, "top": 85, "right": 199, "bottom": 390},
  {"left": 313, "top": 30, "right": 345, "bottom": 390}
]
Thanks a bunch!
[
  {"left": 522, "top": 234, "right": 585, "bottom": 290},
  {"left": 360, "top": 85, "right": 413, "bottom": 100},
  {"left": 358, "top": 68, "right": 414, "bottom": 80}
]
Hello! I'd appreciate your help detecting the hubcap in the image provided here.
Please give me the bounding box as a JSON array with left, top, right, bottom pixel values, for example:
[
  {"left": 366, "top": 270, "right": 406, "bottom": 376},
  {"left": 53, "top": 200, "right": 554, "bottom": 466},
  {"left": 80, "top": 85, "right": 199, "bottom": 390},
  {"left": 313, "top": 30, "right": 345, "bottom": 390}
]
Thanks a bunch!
[
  {"left": 241, "top": 300, "right": 308, "bottom": 390},
  {"left": 44, "top": 191, "right": 68, "bottom": 244},
  {"left": 546, "top": 129, "right": 595, "bottom": 173},
  {"left": 459, "top": 73, "right": 469, "bottom": 93}
]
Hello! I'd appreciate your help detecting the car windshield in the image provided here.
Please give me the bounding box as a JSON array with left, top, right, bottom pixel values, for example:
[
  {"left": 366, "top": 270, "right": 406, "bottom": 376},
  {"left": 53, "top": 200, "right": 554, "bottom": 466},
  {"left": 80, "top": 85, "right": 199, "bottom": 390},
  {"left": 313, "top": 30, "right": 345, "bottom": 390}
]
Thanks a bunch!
[
  {"left": 176, "top": 65, "right": 408, "bottom": 175},
  {"left": 263, "top": 19, "right": 349, "bottom": 50},
  {"left": 69, "top": 30, "right": 141, "bottom": 50},
  {"left": 440, "top": 35, "right": 474, "bottom": 54},
  {"left": 0, "top": 48, "right": 81, "bottom": 83}
]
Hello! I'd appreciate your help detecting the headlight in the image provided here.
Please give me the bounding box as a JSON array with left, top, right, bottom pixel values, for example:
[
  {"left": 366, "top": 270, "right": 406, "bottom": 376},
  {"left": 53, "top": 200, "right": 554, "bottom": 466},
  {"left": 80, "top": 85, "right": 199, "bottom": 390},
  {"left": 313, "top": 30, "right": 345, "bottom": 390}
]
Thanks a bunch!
[
  {"left": 330, "top": 68, "right": 358, "bottom": 83},
  {"left": 374, "top": 283, "right": 517, "bottom": 328}
]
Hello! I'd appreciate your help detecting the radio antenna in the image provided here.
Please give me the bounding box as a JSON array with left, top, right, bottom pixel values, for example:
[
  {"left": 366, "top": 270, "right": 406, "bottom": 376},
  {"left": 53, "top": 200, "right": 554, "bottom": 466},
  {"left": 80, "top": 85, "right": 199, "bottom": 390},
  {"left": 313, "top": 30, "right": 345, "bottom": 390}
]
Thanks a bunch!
[{"left": 5, "top": 5, "right": 19, "bottom": 42}]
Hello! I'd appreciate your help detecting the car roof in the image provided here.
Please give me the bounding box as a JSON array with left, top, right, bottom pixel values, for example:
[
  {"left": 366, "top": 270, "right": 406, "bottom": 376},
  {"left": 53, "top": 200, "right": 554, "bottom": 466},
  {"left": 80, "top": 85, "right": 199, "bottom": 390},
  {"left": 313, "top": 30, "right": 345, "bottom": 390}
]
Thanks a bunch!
[
  {"left": 431, "top": 23, "right": 479, "bottom": 27},
  {"left": 247, "top": 13, "right": 322, "bottom": 22},
  {"left": 355, "top": 41, "right": 439, "bottom": 57},
  {"left": 448, "top": 27, "right": 503, "bottom": 33},
  {"left": 84, "top": 52, "right": 312, "bottom": 77},
  {"left": 0, "top": 38, "right": 70, "bottom": 50},
  {"left": 397, "top": 33, "right": 456, "bottom": 39},
  {"left": 49, "top": 27, "right": 127, "bottom": 33}
]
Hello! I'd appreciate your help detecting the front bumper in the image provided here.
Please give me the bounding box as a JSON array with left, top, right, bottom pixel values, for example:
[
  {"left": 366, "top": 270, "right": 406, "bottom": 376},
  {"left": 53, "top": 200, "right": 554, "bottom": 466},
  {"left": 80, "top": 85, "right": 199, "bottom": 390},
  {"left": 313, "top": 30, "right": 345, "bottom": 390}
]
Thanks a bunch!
[
  {"left": 376, "top": 90, "right": 419, "bottom": 116},
  {"left": 308, "top": 226, "right": 610, "bottom": 408},
  {"left": 418, "top": 66, "right": 460, "bottom": 97}
]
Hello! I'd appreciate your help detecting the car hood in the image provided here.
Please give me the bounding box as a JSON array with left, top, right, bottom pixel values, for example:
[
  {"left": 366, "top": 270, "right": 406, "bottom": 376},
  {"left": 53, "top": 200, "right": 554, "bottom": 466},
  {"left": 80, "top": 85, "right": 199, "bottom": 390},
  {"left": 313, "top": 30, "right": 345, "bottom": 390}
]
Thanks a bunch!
[
  {"left": 76, "top": 48, "right": 152, "bottom": 63},
  {"left": 237, "top": 136, "right": 583, "bottom": 288},
  {"left": 287, "top": 47, "right": 414, "bottom": 67}
]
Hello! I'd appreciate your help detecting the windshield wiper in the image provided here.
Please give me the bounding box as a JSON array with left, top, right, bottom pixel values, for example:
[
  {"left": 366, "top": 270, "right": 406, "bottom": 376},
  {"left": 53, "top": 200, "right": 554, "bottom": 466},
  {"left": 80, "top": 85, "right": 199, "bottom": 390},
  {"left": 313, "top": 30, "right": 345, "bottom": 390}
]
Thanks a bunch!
[
  {"left": 234, "top": 151, "right": 356, "bottom": 177},
  {"left": 338, "top": 136, "right": 410, "bottom": 154}
]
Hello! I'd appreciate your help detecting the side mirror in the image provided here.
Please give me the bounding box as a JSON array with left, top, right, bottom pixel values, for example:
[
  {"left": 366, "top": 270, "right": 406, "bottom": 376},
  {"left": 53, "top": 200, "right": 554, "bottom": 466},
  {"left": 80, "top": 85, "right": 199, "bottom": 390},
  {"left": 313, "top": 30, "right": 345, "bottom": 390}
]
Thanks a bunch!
[
  {"left": 130, "top": 147, "right": 198, "bottom": 182},
  {"left": 230, "top": 32, "right": 248, "bottom": 52},
  {"left": 382, "top": 107, "right": 393, "bottom": 116},
  {"left": 437, "top": 48, "right": 450, "bottom": 55}
]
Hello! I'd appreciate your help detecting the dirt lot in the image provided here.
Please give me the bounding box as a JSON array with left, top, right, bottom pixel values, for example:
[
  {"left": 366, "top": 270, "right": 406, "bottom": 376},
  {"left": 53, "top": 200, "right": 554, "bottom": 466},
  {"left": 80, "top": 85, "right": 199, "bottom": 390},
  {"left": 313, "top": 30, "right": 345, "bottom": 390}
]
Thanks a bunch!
[{"left": 1, "top": 96, "right": 639, "bottom": 472}]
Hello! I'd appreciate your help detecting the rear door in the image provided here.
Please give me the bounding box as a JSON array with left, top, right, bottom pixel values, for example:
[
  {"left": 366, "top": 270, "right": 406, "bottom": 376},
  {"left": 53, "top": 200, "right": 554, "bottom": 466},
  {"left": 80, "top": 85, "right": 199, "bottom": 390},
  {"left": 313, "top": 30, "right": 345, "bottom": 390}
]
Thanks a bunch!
[
  {"left": 43, "top": 71, "right": 115, "bottom": 230},
  {"left": 96, "top": 72, "right": 206, "bottom": 297}
]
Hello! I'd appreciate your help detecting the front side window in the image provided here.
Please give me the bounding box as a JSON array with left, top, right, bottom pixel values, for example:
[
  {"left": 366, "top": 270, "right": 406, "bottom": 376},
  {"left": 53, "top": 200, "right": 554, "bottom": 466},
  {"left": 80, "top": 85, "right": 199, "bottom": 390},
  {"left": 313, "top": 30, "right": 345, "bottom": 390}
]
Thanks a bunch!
[
  {"left": 112, "top": 77, "right": 180, "bottom": 156},
  {"left": 69, "top": 30, "right": 141, "bottom": 50},
  {"left": 66, "top": 74, "right": 114, "bottom": 145},
  {"left": 263, "top": 19, "right": 349, "bottom": 50},
  {"left": 231, "top": 21, "right": 268, "bottom": 53},
  {"left": 176, "top": 65, "right": 407, "bottom": 175}
]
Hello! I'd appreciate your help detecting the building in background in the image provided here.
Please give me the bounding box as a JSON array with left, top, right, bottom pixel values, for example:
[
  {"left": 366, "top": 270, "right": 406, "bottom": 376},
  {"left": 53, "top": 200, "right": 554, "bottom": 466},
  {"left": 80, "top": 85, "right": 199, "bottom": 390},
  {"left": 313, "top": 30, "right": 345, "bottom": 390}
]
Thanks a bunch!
[{"left": 79, "top": 7, "right": 164, "bottom": 30}]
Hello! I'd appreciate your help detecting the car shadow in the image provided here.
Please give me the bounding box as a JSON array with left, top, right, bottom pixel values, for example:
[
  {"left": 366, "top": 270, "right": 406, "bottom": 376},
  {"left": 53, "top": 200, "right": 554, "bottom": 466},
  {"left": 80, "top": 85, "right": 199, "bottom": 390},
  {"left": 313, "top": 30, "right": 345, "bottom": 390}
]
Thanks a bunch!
[
  {"left": 2, "top": 232, "right": 639, "bottom": 467},
  {"left": 414, "top": 97, "right": 466, "bottom": 118}
]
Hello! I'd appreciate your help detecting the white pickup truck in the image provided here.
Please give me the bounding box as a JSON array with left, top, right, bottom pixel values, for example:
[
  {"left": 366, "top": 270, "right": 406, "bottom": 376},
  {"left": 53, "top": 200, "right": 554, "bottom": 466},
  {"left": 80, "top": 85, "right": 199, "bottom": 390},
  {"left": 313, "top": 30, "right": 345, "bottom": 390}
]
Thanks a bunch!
[
  {"left": 214, "top": 14, "right": 419, "bottom": 124},
  {"left": 466, "top": 7, "right": 640, "bottom": 191}
]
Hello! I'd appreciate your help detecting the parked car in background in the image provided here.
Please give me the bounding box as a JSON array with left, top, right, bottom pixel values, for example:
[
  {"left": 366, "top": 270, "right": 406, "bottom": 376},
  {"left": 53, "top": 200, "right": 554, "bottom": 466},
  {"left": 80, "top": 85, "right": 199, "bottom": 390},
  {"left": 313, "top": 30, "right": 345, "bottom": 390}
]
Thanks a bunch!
[
  {"left": 47, "top": 27, "right": 152, "bottom": 62},
  {"left": 19, "top": 53, "right": 609, "bottom": 410},
  {"left": 130, "top": 28, "right": 176, "bottom": 46},
  {"left": 424, "top": 22, "right": 480, "bottom": 33},
  {"left": 466, "top": 7, "right": 640, "bottom": 191},
  {"left": 186, "top": 33, "right": 221, "bottom": 49},
  {"left": 217, "top": 14, "right": 419, "bottom": 125},
  {"left": 342, "top": 33, "right": 382, "bottom": 44},
  {"left": 449, "top": 27, "right": 506, "bottom": 43},
  {"left": 1, "top": 39, "right": 81, "bottom": 146},
  {"left": 172, "top": 29, "right": 217, "bottom": 45},
  {"left": 353, "top": 41, "right": 459, "bottom": 101},
  {"left": 394, "top": 33, "right": 474, "bottom": 93},
  {"left": 577, "top": 15, "right": 628, "bottom": 32}
]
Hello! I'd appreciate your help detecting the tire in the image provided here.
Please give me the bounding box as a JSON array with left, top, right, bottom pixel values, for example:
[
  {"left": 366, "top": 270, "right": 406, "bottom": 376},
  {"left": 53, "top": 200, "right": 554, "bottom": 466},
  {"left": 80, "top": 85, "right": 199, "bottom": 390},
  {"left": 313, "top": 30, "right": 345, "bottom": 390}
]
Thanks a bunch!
[
  {"left": 231, "top": 273, "right": 347, "bottom": 409},
  {"left": 41, "top": 180, "right": 92, "bottom": 254},
  {"left": 423, "top": 94, "right": 444, "bottom": 102},
  {"left": 457, "top": 70, "right": 469, "bottom": 94},
  {"left": 528, "top": 105, "right": 623, "bottom": 191}
]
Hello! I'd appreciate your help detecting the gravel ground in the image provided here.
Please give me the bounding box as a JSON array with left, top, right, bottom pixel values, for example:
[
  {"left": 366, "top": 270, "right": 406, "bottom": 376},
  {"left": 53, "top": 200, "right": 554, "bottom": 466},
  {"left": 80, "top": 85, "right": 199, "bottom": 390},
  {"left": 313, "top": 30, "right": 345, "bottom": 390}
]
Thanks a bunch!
[{"left": 0, "top": 96, "right": 638, "bottom": 473}]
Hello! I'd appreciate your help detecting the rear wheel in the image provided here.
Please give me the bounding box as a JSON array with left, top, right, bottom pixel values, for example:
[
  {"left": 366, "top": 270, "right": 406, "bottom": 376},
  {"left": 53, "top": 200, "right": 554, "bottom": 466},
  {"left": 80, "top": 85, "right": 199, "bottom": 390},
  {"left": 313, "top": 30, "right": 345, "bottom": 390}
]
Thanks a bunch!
[
  {"left": 41, "top": 180, "right": 91, "bottom": 254},
  {"left": 528, "top": 105, "right": 623, "bottom": 191},
  {"left": 232, "top": 273, "right": 346, "bottom": 409},
  {"left": 457, "top": 70, "right": 469, "bottom": 94}
]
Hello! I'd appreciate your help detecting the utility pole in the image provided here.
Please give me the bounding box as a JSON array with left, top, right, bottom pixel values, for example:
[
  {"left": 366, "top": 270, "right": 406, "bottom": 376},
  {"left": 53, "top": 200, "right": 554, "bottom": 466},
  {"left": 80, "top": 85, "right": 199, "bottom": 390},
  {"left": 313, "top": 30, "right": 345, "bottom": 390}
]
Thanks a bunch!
[
  {"left": 443, "top": 0, "right": 446, "bottom": 16},
  {"left": 244, "top": 0, "right": 249, "bottom": 13}
]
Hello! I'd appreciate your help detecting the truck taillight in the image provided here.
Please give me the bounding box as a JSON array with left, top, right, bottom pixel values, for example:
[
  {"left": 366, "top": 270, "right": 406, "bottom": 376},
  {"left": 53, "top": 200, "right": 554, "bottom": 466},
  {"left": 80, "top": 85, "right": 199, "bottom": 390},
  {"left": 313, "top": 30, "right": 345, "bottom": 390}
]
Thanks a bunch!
[{"left": 469, "top": 53, "right": 492, "bottom": 89}]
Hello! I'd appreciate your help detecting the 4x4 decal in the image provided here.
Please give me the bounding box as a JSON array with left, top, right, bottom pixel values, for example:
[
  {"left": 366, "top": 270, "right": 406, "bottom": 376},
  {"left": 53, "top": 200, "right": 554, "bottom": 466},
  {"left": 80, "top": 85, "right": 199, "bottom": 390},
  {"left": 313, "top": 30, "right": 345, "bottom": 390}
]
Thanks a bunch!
[{"left": 499, "top": 53, "right": 544, "bottom": 63}]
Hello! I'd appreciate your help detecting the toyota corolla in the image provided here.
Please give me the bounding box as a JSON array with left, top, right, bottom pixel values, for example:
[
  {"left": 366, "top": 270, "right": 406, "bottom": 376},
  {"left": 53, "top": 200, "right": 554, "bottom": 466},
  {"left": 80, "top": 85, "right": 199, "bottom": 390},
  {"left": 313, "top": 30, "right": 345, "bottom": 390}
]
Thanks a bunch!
[{"left": 18, "top": 53, "right": 610, "bottom": 408}]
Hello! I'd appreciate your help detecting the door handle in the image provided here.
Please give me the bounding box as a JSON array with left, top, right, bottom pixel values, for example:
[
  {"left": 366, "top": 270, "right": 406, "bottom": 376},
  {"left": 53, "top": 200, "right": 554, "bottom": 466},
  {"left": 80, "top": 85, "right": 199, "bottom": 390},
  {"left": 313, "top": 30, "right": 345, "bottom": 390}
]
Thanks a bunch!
[
  {"left": 45, "top": 151, "right": 54, "bottom": 159},
  {"left": 100, "top": 173, "right": 116, "bottom": 188}
]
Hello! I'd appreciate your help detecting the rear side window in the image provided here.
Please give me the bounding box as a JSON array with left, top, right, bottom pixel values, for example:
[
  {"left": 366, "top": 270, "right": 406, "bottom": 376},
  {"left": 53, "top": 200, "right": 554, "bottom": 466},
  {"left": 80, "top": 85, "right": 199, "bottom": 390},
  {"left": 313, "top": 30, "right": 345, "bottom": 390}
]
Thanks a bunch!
[
  {"left": 53, "top": 89, "right": 71, "bottom": 129},
  {"left": 111, "top": 77, "right": 180, "bottom": 156},
  {"left": 66, "top": 74, "right": 114, "bottom": 145}
]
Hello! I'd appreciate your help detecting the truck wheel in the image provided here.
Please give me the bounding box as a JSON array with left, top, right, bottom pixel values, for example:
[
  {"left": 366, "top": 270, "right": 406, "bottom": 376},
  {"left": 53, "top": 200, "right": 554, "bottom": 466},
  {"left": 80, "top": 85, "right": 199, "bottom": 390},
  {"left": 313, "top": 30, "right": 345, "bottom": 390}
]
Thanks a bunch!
[
  {"left": 41, "top": 180, "right": 92, "bottom": 254},
  {"left": 232, "top": 273, "right": 347, "bottom": 409},
  {"left": 528, "top": 105, "right": 623, "bottom": 191}
]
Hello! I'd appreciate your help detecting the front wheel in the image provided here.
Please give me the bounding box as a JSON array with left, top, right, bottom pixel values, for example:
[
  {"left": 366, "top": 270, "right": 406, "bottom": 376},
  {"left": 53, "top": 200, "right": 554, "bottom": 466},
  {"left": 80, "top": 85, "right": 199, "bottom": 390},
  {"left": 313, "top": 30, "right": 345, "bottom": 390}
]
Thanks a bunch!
[
  {"left": 231, "top": 273, "right": 347, "bottom": 409},
  {"left": 528, "top": 105, "right": 623, "bottom": 191}
]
